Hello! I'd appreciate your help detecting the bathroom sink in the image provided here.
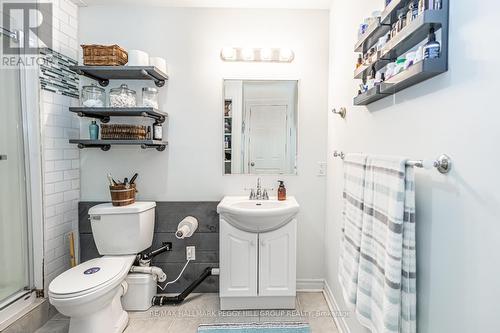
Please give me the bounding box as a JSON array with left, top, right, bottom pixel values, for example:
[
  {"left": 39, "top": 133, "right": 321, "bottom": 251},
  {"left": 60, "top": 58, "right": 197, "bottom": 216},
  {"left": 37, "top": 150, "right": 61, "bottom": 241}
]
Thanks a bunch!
[{"left": 217, "top": 196, "right": 299, "bottom": 232}]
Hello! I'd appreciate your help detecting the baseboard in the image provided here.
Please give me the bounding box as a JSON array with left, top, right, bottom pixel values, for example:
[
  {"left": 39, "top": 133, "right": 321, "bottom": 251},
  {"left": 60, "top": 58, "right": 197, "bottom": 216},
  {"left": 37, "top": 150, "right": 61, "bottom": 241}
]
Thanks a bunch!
[
  {"left": 323, "top": 280, "right": 350, "bottom": 333},
  {"left": 296, "top": 279, "right": 325, "bottom": 292}
]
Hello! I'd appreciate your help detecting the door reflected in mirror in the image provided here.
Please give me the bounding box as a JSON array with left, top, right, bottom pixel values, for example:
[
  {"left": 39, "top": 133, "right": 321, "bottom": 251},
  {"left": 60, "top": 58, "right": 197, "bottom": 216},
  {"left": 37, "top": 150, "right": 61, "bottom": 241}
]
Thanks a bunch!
[{"left": 223, "top": 80, "right": 298, "bottom": 175}]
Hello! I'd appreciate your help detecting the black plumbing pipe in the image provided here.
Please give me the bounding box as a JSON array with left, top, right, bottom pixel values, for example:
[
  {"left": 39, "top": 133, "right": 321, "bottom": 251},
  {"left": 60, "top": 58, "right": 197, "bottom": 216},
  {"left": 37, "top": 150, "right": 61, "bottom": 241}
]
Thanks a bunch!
[
  {"left": 140, "top": 242, "right": 172, "bottom": 262},
  {"left": 152, "top": 267, "right": 214, "bottom": 305}
]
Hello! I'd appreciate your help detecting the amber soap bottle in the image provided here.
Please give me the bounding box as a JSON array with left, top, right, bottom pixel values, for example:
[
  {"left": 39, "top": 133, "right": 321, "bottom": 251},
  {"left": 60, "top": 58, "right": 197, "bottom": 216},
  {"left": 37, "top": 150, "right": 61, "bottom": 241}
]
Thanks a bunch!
[{"left": 277, "top": 180, "right": 287, "bottom": 201}]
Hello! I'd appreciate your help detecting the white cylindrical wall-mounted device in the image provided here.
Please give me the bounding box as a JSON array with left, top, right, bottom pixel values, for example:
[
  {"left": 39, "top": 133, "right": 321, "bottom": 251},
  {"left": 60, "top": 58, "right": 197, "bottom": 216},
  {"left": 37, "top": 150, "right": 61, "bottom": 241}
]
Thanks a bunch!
[{"left": 176, "top": 216, "right": 198, "bottom": 239}]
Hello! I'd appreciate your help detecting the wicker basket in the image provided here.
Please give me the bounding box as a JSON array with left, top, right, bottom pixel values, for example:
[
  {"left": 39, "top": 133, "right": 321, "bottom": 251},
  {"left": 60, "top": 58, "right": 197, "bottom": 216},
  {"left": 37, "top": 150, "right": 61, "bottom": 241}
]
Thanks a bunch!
[
  {"left": 82, "top": 44, "right": 128, "bottom": 66},
  {"left": 101, "top": 124, "right": 147, "bottom": 140},
  {"left": 109, "top": 184, "right": 136, "bottom": 206}
]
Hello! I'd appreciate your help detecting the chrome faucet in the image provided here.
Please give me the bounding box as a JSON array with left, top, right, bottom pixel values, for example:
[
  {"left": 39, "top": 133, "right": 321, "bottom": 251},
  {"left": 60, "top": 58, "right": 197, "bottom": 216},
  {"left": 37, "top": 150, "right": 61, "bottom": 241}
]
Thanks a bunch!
[{"left": 249, "top": 177, "right": 269, "bottom": 200}]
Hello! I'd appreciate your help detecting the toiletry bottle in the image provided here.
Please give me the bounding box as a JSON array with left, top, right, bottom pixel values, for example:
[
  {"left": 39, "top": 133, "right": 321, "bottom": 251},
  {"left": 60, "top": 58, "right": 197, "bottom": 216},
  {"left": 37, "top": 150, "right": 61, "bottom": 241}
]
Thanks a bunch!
[
  {"left": 423, "top": 28, "right": 440, "bottom": 59},
  {"left": 153, "top": 123, "right": 163, "bottom": 140},
  {"left": 356, "top": 54, "right": 363, "bottom": 69},
  {"left": 277, "top": 180, "right": 287, "bottom": 201},
  {"left": 89, "top": 120, "right": 99, "bottom": 140}
]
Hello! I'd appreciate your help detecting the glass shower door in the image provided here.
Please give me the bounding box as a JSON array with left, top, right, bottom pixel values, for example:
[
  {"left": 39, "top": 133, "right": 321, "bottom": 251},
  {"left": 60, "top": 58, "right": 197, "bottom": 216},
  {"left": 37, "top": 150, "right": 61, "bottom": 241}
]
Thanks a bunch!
[{"left": 0, "top": 32, "right": 31, "bottom": 306}]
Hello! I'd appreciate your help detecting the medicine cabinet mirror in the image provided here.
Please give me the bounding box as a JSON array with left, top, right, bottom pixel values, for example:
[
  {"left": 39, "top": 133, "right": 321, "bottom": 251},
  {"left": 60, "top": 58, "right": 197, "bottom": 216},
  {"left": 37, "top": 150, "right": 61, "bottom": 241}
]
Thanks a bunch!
[{"left": 223, "top": 80, "right": 298, "bottom": 175}]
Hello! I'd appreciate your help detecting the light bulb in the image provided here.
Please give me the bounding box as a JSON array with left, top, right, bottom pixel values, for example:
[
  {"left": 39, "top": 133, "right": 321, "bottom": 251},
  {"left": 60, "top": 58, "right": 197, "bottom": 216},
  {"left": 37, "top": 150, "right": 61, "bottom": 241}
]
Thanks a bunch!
[
  {"left": 221, "top": 47, "right": 236, "bottom": 60},
  {"left": 279, "top": 48, "right": 294, "bottom": 62},
  {"left": 260, "top": 48, "right": 273, "bottom": 61},
  {"left": 241, "top": 48, "right": 254, "bottom": 61}
]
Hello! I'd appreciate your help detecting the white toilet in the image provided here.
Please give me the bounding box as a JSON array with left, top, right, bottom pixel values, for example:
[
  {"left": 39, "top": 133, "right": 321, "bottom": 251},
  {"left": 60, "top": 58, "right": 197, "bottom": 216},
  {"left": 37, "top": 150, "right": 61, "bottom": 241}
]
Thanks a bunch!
[{"left": 49, "top": 201, "right": 156, "bottom": 333}]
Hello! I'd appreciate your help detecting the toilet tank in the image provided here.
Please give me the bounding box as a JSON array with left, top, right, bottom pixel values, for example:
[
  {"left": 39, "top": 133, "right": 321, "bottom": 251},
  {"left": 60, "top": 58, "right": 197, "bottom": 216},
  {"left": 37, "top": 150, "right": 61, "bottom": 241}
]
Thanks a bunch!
[{"left": 88, "top": 202, "right": 156, "bottom": 255}]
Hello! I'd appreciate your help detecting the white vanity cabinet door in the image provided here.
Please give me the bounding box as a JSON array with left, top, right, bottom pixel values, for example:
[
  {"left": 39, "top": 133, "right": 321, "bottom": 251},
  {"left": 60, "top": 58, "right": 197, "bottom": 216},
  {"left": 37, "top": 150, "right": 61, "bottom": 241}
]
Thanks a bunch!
[
  {"left": 258, "top": 219, "right": 297, "bottom": 296},
  {"left": 220, "top": 219, "right": 258, "bottom": 297}
]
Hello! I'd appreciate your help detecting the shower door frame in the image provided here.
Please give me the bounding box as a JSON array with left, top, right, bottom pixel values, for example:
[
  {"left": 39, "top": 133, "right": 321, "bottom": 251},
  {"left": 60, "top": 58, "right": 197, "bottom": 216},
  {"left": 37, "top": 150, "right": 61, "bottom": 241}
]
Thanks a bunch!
[{"left": 0, "top": 26, "right": 44, "bottom": 329}]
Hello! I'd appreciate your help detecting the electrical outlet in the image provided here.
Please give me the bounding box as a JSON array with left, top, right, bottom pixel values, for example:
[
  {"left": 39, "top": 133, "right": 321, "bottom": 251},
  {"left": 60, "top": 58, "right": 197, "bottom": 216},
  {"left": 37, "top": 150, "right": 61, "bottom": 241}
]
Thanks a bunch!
[{"left": 186, "top": 246, "right": 196, "bottom": 260}]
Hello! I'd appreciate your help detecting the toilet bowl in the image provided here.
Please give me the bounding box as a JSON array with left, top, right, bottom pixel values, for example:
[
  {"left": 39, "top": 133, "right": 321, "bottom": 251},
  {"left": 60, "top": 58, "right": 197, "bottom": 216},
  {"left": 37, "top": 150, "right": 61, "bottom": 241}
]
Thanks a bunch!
[
  {"left": 48, "top": 201, "right": 157, "bottom": 333},
  {"left": 49, "top": 256, "right": 136, "bottom": 333}
]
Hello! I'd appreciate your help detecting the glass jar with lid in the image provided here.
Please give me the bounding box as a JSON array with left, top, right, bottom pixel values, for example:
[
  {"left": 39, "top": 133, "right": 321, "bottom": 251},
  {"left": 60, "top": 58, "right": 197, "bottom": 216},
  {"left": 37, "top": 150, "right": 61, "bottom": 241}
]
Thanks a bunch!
[
  {"left": 81, "top": 84, "right": 105, "bottom": 107},
  {"left": 109, "top": 84, "right": 137, "bottom": 108},
  {"left": 142, "top": 87, "right": 159, "bottom": 109}
]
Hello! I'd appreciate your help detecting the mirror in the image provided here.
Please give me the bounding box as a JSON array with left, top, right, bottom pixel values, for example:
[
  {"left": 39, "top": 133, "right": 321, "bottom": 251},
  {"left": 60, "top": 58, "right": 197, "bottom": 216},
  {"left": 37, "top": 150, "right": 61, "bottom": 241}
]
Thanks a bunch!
[{"left": 223, "top": 80, "right": 298, "bottom": 175}]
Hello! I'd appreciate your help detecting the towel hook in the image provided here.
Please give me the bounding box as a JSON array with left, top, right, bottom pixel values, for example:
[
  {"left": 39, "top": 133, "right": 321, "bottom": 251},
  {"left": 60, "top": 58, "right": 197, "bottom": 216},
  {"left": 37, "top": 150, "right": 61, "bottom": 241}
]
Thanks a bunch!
[{"left": 331, "top": 107, "right": 347, "bottom": 119}]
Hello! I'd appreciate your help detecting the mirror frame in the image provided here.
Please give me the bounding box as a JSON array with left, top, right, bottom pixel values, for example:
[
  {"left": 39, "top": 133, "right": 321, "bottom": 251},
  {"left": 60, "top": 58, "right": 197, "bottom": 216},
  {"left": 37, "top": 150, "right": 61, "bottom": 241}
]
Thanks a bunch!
[{"left": 221, "top": 78, "right": 300, "bottom": 176}]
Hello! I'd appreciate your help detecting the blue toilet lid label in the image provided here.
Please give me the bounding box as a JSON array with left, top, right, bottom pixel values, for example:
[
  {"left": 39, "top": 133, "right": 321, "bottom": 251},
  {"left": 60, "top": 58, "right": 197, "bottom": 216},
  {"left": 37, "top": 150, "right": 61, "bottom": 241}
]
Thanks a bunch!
[{"left": 84, "top": 267, "right": 100, "bottom": 275}]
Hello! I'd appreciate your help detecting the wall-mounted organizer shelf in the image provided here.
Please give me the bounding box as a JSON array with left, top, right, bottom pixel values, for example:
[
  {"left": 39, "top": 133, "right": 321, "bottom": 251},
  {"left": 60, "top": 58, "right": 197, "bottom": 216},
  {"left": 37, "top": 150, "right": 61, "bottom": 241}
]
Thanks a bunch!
[
  {"left": 380, "top": 57, "right": 445, "bottom": 94},
  {"left": 69, "top": 65, "right": 169, "bottom": 152},
  {"left": 353, "top": 86, "right": 390, "bottom": 106},
  {"left": 69, "top": 107, "right": 168, "bottom": 124},
  {"left": 353, "top": 0, "right": 449, "bottom": 105},
  {"left": 69, "top": 65, "right": 169, "bottom": 87},
  {"left": 354, "top": 18, "right": 391, "bottom": 53},
  {"left": 70, "top": 139, "right": 168, "bottom": 151}
]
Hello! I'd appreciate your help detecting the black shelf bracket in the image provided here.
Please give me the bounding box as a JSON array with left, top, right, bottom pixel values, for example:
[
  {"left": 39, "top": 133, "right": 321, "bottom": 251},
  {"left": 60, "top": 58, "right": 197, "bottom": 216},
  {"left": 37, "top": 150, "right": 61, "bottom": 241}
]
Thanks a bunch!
[
  {"left": 141, "top": 143, "right": 166, "bottom": 151},
  {"left": 77, "top": 111, "right": 110, "bottom": 123},
  {"left": 73, "top": 68, "right": 109, "bottom": 87},
  {"left": 77, "top": 143, "right": 111, "bottom": 151},
  {"left": 140, "top": 69, "right": 165, "bottom": 87},
  {"left": 140, "top": 111, "right": 165, "bottom": 123}
]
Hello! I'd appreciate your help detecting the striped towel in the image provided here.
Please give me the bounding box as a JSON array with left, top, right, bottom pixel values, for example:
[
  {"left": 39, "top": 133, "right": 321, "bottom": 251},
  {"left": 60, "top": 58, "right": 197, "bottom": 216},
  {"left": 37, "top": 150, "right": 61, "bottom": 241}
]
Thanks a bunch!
[
  {"left": 339, "top": 155, "right": 417, "bottom": 333},
  {"left": 338, "top": 153, "right": 368, "bottom": 310}
]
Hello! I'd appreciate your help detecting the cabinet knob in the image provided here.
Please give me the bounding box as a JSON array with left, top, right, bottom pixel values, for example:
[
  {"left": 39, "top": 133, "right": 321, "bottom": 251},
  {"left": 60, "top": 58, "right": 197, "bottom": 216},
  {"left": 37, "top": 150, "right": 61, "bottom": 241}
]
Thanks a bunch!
[
  {"left": 250, "top": 240, "right": 255, "bottom": 246},
  {"left": 260, "top": 240, "right": 266, "bottom": 246}
]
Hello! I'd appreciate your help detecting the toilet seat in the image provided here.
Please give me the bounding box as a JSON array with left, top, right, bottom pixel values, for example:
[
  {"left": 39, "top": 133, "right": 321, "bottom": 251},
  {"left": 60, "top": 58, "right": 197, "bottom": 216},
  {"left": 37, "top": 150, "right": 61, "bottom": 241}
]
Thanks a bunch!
[{"left": 49, "top": 255, "right": 135, "bottom": 299}]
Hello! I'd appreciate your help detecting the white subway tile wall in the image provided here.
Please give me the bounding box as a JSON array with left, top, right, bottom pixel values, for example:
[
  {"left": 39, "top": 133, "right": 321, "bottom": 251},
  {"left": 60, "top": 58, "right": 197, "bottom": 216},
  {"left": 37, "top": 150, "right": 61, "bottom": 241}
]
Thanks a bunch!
[{"left": 40, "top": 0, "right": 80, "bottom": 292}]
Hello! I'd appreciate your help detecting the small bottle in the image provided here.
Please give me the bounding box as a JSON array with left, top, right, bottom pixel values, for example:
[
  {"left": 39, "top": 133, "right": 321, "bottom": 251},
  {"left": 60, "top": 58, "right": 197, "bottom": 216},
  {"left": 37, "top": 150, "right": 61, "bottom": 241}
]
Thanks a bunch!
[
  {"left": 423, "top": 28, "right": 440, "bottom": 59},
  {"left": 89, "top": 120, "right": 99, "bottom": 140},
  {"left": 153, "top": 123, "right": 163, "bottom": 140},
  {"left": 146, "top": 126, "right": 152, "bottom": 140},
  {"left": 356, "top": 54, "right": 363, "bottom": 69},
  {"left": 418, "top": 0, "right": 426, "bottom": 13},
  {"left": 277, "top": 180, "right": 286, "bottom": 201},
  {"left": 224, "top": 136, "right": 230, "bottom": 149}
]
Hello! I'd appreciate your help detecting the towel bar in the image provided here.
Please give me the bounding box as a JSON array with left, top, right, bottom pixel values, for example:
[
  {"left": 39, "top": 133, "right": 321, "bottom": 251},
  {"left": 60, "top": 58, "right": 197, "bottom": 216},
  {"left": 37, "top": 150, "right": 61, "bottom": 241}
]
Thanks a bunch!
[{"left": 332, "top": 151, "right": 452, "bottom": 174}]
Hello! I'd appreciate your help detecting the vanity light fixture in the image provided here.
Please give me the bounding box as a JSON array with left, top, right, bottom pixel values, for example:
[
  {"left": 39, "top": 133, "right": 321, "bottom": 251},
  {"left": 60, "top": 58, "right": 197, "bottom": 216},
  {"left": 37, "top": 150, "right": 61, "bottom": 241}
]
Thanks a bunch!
[
  {"left": 260, "top": 48, "right": 273, "bottom": 61},
  {"left": 220, "top": 47, "right": 295, "bottom": 63},
  {"left": 221, "top": 47, "right": 237, "bottom": 61},
  {"left": 279, "top": 48, "right": 294, "bottom": 62},
  {"left": 241, "top": 48, "right": 255, "bottom": 61}
]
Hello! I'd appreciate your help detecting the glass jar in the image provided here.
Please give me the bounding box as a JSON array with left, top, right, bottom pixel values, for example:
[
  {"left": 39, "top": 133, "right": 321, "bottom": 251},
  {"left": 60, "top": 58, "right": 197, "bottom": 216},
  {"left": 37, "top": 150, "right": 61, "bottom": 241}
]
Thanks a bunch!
[
  {"left": 109, "top": 84, "right": 137, "bottom": 108},
  {"left": 142, "top": 87, "right": 159, "bottom": 109},
  {"left": 81, "top": 84, "right": 105, "bottom": 107}
]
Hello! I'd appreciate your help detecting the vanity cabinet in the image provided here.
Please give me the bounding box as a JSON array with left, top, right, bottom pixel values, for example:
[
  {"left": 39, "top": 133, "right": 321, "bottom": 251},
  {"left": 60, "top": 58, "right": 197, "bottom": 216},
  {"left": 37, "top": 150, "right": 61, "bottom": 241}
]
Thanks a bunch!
[
  {"left": 258, "top": 221, "right": 297, "bottom": 297},
  {"left": 219, "top": 221, "right": 258, "bottom": 297},
  {"left": 219, "top": 219, "right": 297, "bottom": 310}
]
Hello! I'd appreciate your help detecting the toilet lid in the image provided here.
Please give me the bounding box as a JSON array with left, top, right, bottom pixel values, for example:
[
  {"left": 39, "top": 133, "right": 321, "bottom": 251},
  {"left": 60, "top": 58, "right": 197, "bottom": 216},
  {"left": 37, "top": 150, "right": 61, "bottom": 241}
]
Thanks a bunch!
[{"left": 49, "top": 256, "right": 135, "bottom": 295}]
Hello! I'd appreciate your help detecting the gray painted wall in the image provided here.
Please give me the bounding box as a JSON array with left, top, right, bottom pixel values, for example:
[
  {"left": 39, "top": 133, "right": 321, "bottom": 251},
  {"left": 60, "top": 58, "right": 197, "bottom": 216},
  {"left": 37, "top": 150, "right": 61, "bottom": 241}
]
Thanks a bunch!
[{"left": 79, "top": 202, "right": 219, "bottom": 293}]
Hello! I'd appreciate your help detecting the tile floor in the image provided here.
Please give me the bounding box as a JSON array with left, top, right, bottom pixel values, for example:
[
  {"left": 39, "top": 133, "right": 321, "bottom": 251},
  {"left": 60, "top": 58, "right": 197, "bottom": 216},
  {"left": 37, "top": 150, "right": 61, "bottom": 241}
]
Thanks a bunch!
[{"left": 35, "top": 292, "right": 338, "bottom": 333}]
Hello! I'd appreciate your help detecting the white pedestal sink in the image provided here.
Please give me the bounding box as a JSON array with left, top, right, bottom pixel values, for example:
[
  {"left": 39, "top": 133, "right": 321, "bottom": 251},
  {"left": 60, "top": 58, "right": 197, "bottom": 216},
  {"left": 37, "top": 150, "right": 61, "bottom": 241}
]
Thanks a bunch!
[
  {"left": 217, "top": 196, "right": 300, "bottom": 310},
  {"left": 217, "top": 196, "right": 299, "bottom": 232}
]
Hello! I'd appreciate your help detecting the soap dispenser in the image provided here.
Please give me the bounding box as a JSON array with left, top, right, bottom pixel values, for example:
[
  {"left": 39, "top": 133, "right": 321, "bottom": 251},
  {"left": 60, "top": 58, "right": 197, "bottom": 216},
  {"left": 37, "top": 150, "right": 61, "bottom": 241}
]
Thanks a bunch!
[{"left": 277, "top": 180, "right": 287, "bottom": 201}]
